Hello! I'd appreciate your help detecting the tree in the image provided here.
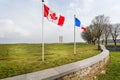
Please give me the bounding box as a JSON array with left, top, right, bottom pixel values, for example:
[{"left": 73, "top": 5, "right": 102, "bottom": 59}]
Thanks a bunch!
[
  {"left": 81, "top": 25, "right": 97, "bottom": 44},
  {"left": 81, "top": 27, "right": 92, "bottom": 44},
  {"left": 89, "top": 24, "right": 98, "bottom": 45},
  {"left": 92, "top": 15, "right": 109, "bottom": 49},
  {"left": 110, "top": 24, "right": 120, "bottom": 46},
  {"left": 102, "top": 24, "right": 111, "bottom": 46},
  {"left": 81, "top": 14, "right": 110, "bottom": 48}
]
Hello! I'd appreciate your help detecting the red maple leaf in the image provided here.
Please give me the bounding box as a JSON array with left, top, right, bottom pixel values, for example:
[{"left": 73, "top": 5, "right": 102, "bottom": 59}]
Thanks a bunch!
[{"left": 50, "top": 13, "right": 58, "bottom": 20}]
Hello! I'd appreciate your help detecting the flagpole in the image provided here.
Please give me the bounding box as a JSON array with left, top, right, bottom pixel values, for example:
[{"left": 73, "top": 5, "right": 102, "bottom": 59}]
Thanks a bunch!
[
  {"left": 74, "top": 15, "right": 76, "bottom": 54},
  {"left": 42, "top": 0, "right": 44, "bottom": 61}
]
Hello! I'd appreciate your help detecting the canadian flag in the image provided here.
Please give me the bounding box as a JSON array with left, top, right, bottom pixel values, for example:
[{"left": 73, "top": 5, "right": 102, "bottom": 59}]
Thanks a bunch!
[{"left": 44, "top": 4, "right": 65, "bottom": 26}]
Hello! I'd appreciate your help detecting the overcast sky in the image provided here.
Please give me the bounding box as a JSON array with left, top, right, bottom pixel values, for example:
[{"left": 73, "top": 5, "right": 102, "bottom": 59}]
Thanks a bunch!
[{"left": 0, "top": 0, "right": 120, "bottom": 43}]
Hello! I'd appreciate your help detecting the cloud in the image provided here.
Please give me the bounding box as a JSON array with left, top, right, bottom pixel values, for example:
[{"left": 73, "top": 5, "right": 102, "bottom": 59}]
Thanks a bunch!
[
  {"left": 111, "top": 5, "right": 120, "bottom": 13},
  {"left": 0, "top": 0, "right": 120, "bottom": 43},
  {"left": 0, "top": 19, "right": 30, "bottom": 38},
  {"left": 68, "top": 0, "right": 94, "bottom": 15}
]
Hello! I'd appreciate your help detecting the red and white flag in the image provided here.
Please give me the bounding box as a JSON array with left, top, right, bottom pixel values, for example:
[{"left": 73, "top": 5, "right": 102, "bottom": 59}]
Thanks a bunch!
[{"left": 44, "top": 4, "right": 65, "bottom": 26}]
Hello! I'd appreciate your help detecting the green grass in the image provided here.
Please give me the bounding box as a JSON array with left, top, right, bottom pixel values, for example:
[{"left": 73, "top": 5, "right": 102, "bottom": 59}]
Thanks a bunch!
[
  {"left": 0, "top": 43, "right": 99, "bottom": 79},
  {"left": 98, "top": 51, "right": 120, "bottom": 80}
]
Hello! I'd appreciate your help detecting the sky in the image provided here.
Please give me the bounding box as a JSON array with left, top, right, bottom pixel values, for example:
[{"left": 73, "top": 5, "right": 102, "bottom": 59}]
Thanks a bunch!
[{"left": 0, "top": 0, "right": 120, "bottom": 43}]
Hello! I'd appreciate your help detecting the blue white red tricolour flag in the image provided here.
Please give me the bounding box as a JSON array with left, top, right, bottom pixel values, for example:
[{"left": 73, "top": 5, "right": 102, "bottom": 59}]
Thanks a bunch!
[{"left": 75, "top": 17, "right": 86, "bottom": 32}]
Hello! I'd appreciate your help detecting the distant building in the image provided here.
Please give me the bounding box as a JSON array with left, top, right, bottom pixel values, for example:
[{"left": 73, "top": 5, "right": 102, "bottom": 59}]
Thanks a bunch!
[{"left": 59, "top": 36, "right": 63, "bottom": 43}]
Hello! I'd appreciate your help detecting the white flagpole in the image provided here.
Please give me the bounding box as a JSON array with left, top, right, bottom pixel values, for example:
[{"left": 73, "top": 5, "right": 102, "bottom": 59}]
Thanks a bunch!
[
  {"left": 74, "top": 15, "right": 76, "bottom": 54},
  {"left": 42, "top": 0, "right": 44, "bottom": 61}
]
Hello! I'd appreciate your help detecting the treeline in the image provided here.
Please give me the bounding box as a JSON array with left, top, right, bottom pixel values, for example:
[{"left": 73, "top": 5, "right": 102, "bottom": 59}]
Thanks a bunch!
[{"left": 81, "top": 15, "right": 120, "bottom": 47}]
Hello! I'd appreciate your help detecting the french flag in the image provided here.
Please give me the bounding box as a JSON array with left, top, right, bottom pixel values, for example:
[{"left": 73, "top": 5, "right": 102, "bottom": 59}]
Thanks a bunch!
[{"left": 75, "top": 17, "right": 86, "bottom": 32}]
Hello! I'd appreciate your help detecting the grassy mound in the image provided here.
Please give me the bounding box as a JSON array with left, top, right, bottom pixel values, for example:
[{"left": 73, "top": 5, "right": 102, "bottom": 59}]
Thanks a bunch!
[
  {"left": 98, "top": 51, "right": 120, "bottom": 80},
  {"left": 0, "top": 43, "right": 99, "bottom": 79}
]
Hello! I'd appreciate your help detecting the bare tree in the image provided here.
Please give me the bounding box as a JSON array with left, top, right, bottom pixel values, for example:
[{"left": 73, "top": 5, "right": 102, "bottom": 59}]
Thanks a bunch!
[
  {"left": 110, "top": 24, "right": 120, "bottom": 46},
  {"left": 103, "top": 24, "right": 111, "bottom": 46},
  {"left": 92, "top": 15, "right": 109, "bottom": 49},
  {"left": 81, "top": 14, "right": 110, "bottom": 47},
  {"left": 89, "top": 24, "right": 97, "bottom": 45},
  {"left": 81, "top": 27, "right": 92, "bottom": 44},
  {"left": 81, "top": 25, "right": 97, "bottom": 45}
]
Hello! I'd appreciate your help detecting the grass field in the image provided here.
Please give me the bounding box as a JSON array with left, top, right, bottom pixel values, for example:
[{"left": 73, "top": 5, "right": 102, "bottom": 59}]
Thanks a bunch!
[
  {"left": 98, "top": 51, "right": 120, "bottom": 80},
  {"left": 0, "top": 43, "right": 99, "bottom": 79}
]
